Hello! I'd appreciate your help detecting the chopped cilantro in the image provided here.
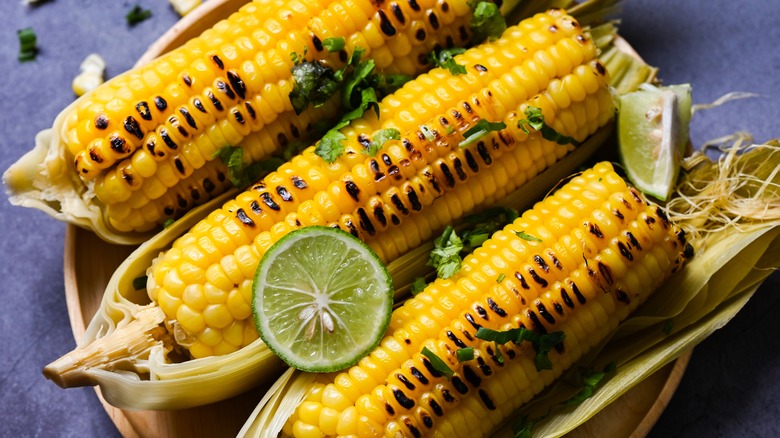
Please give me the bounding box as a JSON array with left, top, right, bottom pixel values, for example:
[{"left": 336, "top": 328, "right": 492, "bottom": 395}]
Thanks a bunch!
[
  {"left": 518, "top": 106, "right": 580, "bottom": 146},
  {"left": 17, "top": 28, "right": 37, "bottom": 62},
  {"left": 132, "top": 275, "right": 148, "bottom": 291},
  {"left": 476, "top": 326, "right": 565, "bottom": 371},
  {"left": 496, "top": 273, "right": 506, "bottom": 283},
  {"left": 456, "top": 346, "right": 475, "bottom": 362},
  {"left": 163, "top": 218, "right": 175, "bottom": 228},
  {"left": 427, "top": 225, "right": 464, "bottom": 279},
  {"left": 213, "top": 146, "right": 272, "bottom": 188},
  {"left": 515, "top": 230, "right": 542, "bottom": 242},
  {"left": 459, "top": 119, "right": 507, "bottom": 148},
  {"left": 565, "top": 362, "right": 616, "bottom": 405},
  {"left": 289, "top": 61, "right": 340, "bottom": 115},
  {"left": 315, "top": 130, "right": 347, "bottom": 163},
  {"left": 421, "top": 347, "right": 454, "bottom": 380},
  {"left": 460, "top": 206, "right": 518, "bottom": 251},
  {"left": 370, "top": 73, "right": 412, "bottom": 96},
  {"left": 420, "top": 125, "right": 436, "bottom": 141},
  {"left": 322, "top": 36, "right": 346, "bottom": 53},
  {"left": 428, "top": 47, "right": 467, "bottom": 75},
  {"left": 469, "top": 1, "right": 506, "bottom": 44},
  {"left": 410, "top": 277, "right": 427, "bottom": 295},
  {"left": 126, "top": 5, "right": 152, "bottom": 26},
  {"left": 363, "top": 128, "right": 400, "bottom": 156},
  {"left": 494, "top": 342, "right": 504, "bottom": 364},
  {"left": 512, "top": 415, "right": 537, "bottom": 438}
]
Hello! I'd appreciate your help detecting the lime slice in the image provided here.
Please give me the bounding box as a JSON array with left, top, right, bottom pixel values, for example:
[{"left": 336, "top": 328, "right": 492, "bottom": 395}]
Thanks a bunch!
[
  {"left": 618, "top": 83, "right": 692, "bottom": 201},
  {"left": 252, "top": 226, "right": 393, "bottom": 373}
]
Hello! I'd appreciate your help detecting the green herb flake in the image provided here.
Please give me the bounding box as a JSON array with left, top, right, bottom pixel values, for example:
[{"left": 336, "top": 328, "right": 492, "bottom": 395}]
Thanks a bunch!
[
  {"left": 494, "top": 342, "right": 504, "bottom": 364},
  {"left": 126, "top": 5, "right": 153, "bottom": 26},
  {"left": 456, "top": 346, "right": 475, "bottom": 362},
  {"left": 420, "top": 125, "right": 436, "bottom": 141},
  {"left": 515, "top": 230, "right": 543, "bottom": 242},
  {"left": 469, "top": 1, "right": 507, "bottom": 44},
  {"left": 17, "top": 28, "right": 37, "bottom": 62},
  {"left": 289, "top": 61, "right": 340, "bottom": 115},
  {"left": 410, "top": 277, "right": 427, "bottom": 295},
  {"left": 459, "top": 119, "right": 507, "bottom": 148},
  {"left": 534, "top": 330, "right": 565, "bottom": 371},
  {"left": 496, "top": 273, "right": 506, "bottom": 283},
  {"left": 429, "top": 47, "right": 467, "bottom": 76},
  {"left": 163, "top": 218, "right": 175, "bottom": 228},
  {"left": 445, "top": 125, "right": 456, "bottom": 135},
  {"left": 322, "top": 36, "right": 346, "bottom": 53},
  {"left": 476, "top": 326, "right": 565, "bottom": 371},
  {"left": 363, "top": 128, "right": 400, "bottom": 157},
  {"left": 370, "top": 73, "right": 412, "bottom": 96},
  {"left": 427, "top": 225, "right": 464, "bottom": 279},
  {"left": 518, "top": 106, "right": 580, "bottom": 146},
  {"left": 662, "top": 319, "right": 674, "bottom": 335},
  {"left": 315, "top": 130, "right": 347, "bottom": 163},
  {"left": 421, "top": 347, "right": 454, "bottom": 380},
  {"left": 565, "top": 362, "right": 617, "bottom": 405},
  {"left": 512, "top": 415, "right": 537, "bottom": 438},
  {"left": 213, "top": 146, "right": 272, "bottom": 188},
  {"left": 132, "top": 275, "right": 148, "bottom": 291}
]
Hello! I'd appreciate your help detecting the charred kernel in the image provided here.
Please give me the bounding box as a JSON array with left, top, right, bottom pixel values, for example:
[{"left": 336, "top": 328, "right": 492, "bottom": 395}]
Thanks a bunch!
[
  {"left": 236, "top": 208, "right": 255, "bottom": 226},
  {"left": 291, "top": 176, "right": 307, "bottom": 189},
  {"left": 120, "top": 168, "right": 134, "bottom": 185},
  {"left": 427, "top": 11, "right": 440, "bottom": 29},
  {"left": 451, "top": 376, "right": 469, "bottom": 394},
  {"left": 160, "top": 129, "right": 178, "bottom": 150},
  {"left": 629, "top": 187, "right": 644, "bottom": 204},
  {"left": 445, "top": 35, "right": 454, "bottom": 48},
  {"left": 232, "top": 110, "right": 245, "bottom": 125},
  {"left": 109, "top": 134, "right": 129, "bottom": 154},
  {"left": 385, "top": 403, "right": 395, "bottom": 415},
  {"left": 277, "top": 132, "right": 289, "bottom": 146},
  {"left": 440, "top": 388, "right": 455, "bottom": 403},
  {"left": 378, "top": 10, "right": 397, "bottom": 36},
  {"left": 684, "top": 243, "right": 695, "bottom": 258},
  {"left": 295, "top": 219, "right": 302, "bottom": 226},
  {"left": 626, "top": 231, "right": 641, "bottom": 250},
  {"left": 459, "top": 25, "right": 469, "bottom": 41},
  {"left": 276, "top": 186, "right": 292, "bottom": 202},
  {"left": 560, "top": 287, "right": 574, "bottom": 308},
  {"left": 345, "top": 181, "right": 360, "bottom": 202},
  {"left": 615, "top": 288, "right": 630, "bottom": 303},
  {"left": 390, "top": 3, "right": 405, "bottom": 23},
  {"left": 656, "top": 206, "right": 671, "bottom": 227},
  {"left": 446, "top": 331, "right": 467, "bottom": 348},
  {"left": 358, "top": 134, "right": 371, "bottom": 149},
  {"left": 311, "top": 34, "right": 323, "bottom": 51},
  {"left": 396, "top": 373, "right": 415, "bottom": 391},
  {"left": 477, "top": 141, "right": 493, "bottom": 166},
  {"left": 464, "top": 313, "right": 482, "bottom": 330},
  {"left": 289, "top": 125, "right": 300, "bottom": 139},
  {"left": 618, "top": 241, "right": 633, "bottom": 261},
  {"left": 404, "top": 419, "right": 422, "bottom": 438},
  {"left": 588, "top": 222, "right": 604, "bottom": 238},
  {"left": 475, "top": 305, "right": 488, "bottom": 320},
  {"left": 645, "top": 216, "right": 656, "bottom": 226},
  {"left": 260, "top": 192, "right": 280, "bottom": 211},
  {"left": 595, "top": 60, "right": 607, "bottom": 75},
  {"left": 390, "top": 214, "right": 400, "bottom": 225},
  {"left": 179, "top": 108, "right": 197, "bottom": 129},
  {"left": 408, "top": 0, "right": 420, "bottom": 11},
  {"left": 210, "top": 54, "right": 224, "bottom": 70},
  {"left": 182, "top": 74, "right": 192, "bottom": 86},
  {"left": 528, "top": 267, "right": 548, "bottom": 287},
  {"left": 404, "top": 338, "right": 412, "bottom": 345},
  {"left": 534, "top": 255, "right": 549, "bottom": 272},
  {"left": 339, "top": 50, "right": 348, "bottom": 63},
  {"left": 392, "top": 387, "right": 415, "bottom": 409},
  {"left": 537, "top": 301, "right": 556, "bottom": 324},
  {"left": 216, "top": 80, "right": 236, "bottom": 100},
  {"left": 207, "top": 91, "right": 224, "bottom": 111},
  {"left": 154, "top": 96, "right": 168, "bottom": 111},
  {"left": 526, "top": 310, "right": 547, "bottom": 334},
  {"left": 486, "top": 297, "right": 507, "bottom": 317},
  {"left": 190, "top": 187, "right": 201, "bottom": 200},
  {"left": 164, "top": 206, "right": 175, "bottom": 216},
  {"left": 344, "top": 217, "right": 359, "bottom": 237},
  {"left": 227, "top": 71, "right": 246, "bottom": 100},
  {"left": 569, "top": 279, "right": 586, "bottom": 304},
  {"left": 515, "top": 272, "right": 530, "bottom": 289},
  {"left": 244, "top": 102, "right": 256, "bottom": 120},
  {"left": 464, "top": 150, "right": 479, "bottom": 172},
  {"left": 453, "top": 157, "right": 466, "bottom": 180},
  {"left": 548, "top": 251, "right": 563, "bottom": 270},
  {"left": 374, "top": 205, "right": 387, "bottom": 226},
  {"left": 177, "top": 195, "right": 188, "bottom": 209},
  {"left": 549, "top": 24, "right": 559, "bottom": 33},
  {"left": 174, "top": 157, "right": 185, "bottom": 174},
  {"left": 462, "top": 101, "right": 473, "bottom": 113},
  {"left": 506, "top": 349, "right": 516, "bottom": 359},
  {"left": 451, "top": 109, "right": 462, "bottom": 121},
  {"left": 613, "top": 209, "right": 625, "bottom": 221},
  {"left": 421, "top": 412, "right": 433, "bottom": 429},
  {"left": 415, "top": 28, "right": 426, "bottom": 41},
  {"left": 146, "top": 138, "right": 159, "bottom": 156},
  {"left": 462, "top": 365, "right": 481, "bottom": 387},
  {"left": 410, "top": 366, "right": 429, "bottom": 385},
  {"left": 89, "top": 149, "right": 104, "bottom": 163},
  {"left": 357, "top": 208, "right": 376, "bottom": 235},
  {"left": 422, "top": 358, "right": 442, "bottom": 378},
  {"left": 476, "top": 356, "right": 492, "bottom": 376},
  {"left": 576, "top": 34, "right": 588, "bottom": 44},
  {"left": 135, "top": 102, "right": 152, "bottom": 121},
  {"left": 123, "top": 116, "right": 144, "bottom": 140},
  {"left": 474, "top": 64, "right": 487, "bottom": 72},
  {"left": 439, "top": 162, "right": 456, "bottom": 188},
  {"left": 553, "top": 302, "right": 564, "bottom": 315},
  {"left": 390, "top": 193, "right": 409, "bottom": 215},
  {"left": 406, "top": 187, "right": 422, "bottom": 211},
  {"left": 429, "top": 399, "right": 443, "bottom": 416},
  {"left": 217, "top": 171, "right": 226, "bottom": 182},
  {"left": 676, "top": 229, "right": 688, "bottom": 245},
  {"left": 193, "top": 98, "right": 207, "bottom": 113}
]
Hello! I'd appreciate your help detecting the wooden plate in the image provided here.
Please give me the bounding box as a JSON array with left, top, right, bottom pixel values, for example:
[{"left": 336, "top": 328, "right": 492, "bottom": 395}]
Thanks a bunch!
[{"left": 63, "top": 1, "right": 692, "bottom": 436}]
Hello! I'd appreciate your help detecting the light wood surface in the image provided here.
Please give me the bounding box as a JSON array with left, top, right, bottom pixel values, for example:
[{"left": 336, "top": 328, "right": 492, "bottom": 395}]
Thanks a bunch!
[{"left": 61, "top": 1, "right": 691, "bottom": 436}]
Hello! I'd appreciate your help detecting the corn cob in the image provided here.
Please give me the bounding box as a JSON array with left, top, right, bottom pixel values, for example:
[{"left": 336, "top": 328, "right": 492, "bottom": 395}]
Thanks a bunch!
[
  {"left": 271, "top": 161, "right": 692, "bottom": 438},
  {"left": 143, "top": 11, "right": 610, "bottom": 360},
  {"left": 4, "top": 0, "right": 518, "bottom": 244}
]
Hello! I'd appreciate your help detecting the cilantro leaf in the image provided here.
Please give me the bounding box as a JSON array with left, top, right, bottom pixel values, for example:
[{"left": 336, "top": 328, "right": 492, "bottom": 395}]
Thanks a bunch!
[
  {"left": 410, "top": 277, "right": 427, "bottom": 295},
  {"left": 515, "top": 230, "right": 543, "bottom": 242},
  {"left": 370, "top": 73, "right": 412, "bottom": 96},
  {"left": 421, "top": 347, "right": 454, "bottom": 380},
  {"left": 213, "top": 146, "right": 278, "bottom": 187},
  {"left": 459, "top": 119, "right": 507, "bottom": 148},
  {"left": 512, "top": 415, "right": 537, "bottom": 438},
  {"left": 126, "top": 5, "right": 152, "bottom": 26},
  {"left": 469, "top": 1, "right": 506, "bottom": 44},
  {"left": 461, "top": 206, "right": 518, "bottom": 251},
  {"left": 289, "top": 61, "right": 341, "bottom": 115},
  {"left": 315, "top": 130, "right": 347, "bottom": 163},
  {"left": 429, "top": 47, "right": 467, "bottom": 76},
  {"left": 427, "top": 225, "right": 464, "bottom": 279},
  {"left": 363, "top": 128, "right": 400, "bottom": 156},
  {"left": 476, "top": 326, "right": 565, "bottom": 371},
  {"left": 322, "top": 36, "right": 346, "bottom": 52},
  {"left": 456, "top": 346, "right": 475, "bottom": 362},
  {"left": 518, "top": 106, "right": 580, "bottom": 146},
  {"left": 534, "top": 331, "right": 565, "bottom": 371}
]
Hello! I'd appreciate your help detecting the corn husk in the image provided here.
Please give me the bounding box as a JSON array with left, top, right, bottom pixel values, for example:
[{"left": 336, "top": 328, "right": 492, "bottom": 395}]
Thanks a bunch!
[{"left": 41, "top": 10, "right": 649, "bottom": 411}]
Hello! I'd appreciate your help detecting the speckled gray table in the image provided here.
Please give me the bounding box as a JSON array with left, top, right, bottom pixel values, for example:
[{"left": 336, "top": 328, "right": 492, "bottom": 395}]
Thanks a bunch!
[{"left": 1, "top": 0, "right": 778, "bottom": 436}]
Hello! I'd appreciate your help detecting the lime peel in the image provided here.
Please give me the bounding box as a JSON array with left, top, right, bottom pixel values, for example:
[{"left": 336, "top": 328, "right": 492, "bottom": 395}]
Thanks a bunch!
[{"left": 252, "top": 226, "right": 394, "bottom": 373}]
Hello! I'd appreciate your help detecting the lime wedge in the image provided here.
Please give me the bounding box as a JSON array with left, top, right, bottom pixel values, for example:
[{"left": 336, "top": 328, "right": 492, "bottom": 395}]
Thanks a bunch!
[
  {"left": 252, "top": 226, "right": 393, "bottom": 373},
  {"left": 618, "top": 83, "right": 692, "bottom": 201}
]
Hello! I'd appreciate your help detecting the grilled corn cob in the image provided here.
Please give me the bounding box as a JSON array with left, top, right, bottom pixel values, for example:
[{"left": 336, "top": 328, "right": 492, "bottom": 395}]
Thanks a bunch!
[
  {"left": 143, "top": 11, "right": 610, "bottom": 360},
  {"left": 4, "top": 0, "right": 519, "bottom": 244},
  {"left": 268, "top": 161, "right": 692, "bottom": 437}
]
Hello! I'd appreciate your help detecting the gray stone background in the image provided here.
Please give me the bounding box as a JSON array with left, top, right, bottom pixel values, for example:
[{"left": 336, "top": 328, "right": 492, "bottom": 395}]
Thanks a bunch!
[{"left": 0, "top": 0, "right": 778, "bottom": 436}]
